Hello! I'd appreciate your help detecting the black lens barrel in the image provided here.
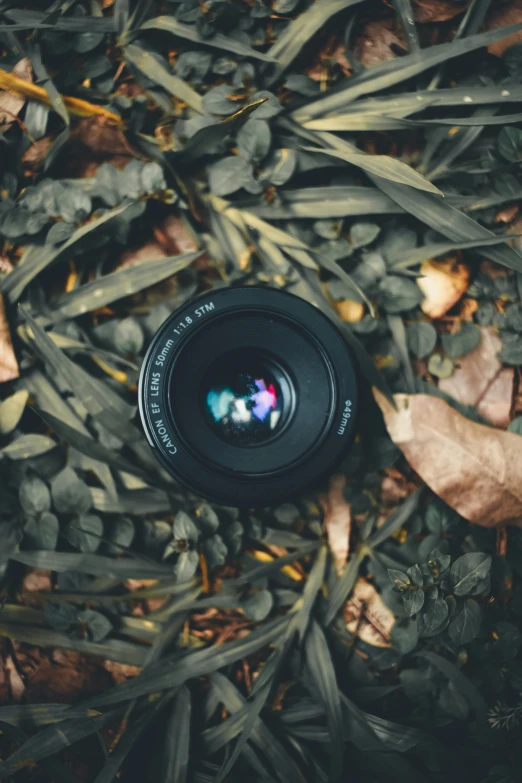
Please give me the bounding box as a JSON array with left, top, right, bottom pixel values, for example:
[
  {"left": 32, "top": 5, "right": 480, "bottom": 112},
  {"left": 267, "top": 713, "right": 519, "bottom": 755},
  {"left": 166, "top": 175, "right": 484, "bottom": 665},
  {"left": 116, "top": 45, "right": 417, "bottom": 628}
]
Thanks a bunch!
[{"left": 139, "top": 287, "right": 358, "bottom": 506}]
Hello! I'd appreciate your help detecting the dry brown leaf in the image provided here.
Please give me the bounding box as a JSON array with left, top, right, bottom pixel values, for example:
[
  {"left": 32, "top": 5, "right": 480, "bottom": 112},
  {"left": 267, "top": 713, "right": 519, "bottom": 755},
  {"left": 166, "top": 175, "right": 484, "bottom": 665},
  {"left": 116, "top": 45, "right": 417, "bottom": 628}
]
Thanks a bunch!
[
  {"left": 0, "top": 58, "right": 32, "bottom": 125},
  {"left": 343, "top": 577, "right": 394, "bottom": 648},
  {"left": 477, "top": 369, "right": 515, "bottom": 428},
  {"left": 0, "top": 65, "right": 121, "bottom": 124},
  {"left": 373, "top": 388, "right": 522, "bottom": 527},
  {"left": 496, "top": 204, "right": 519, "bottom": 224},
  {"left": 487, "top": 0, "right": 522, "bottom": 57},
  {"left": 21, "top": 136, "right": 54, "bottom": 174},
  {"left": 418, "top": 257, "right": 470, "bottom": 319},
  {"left": 22, "top": 569, "right": 52, "bottom": 593},
  {"left": 354, "top": 20, "right": 407, "bottom": 68},
  {"left": 438, "top": 327, "right": 513, "bottom": 426},
  {"left": 320, "top": 474, "right": 351, "bottom": 575},
  {"left": 0, "top": 294, "right": 19, "bottom": 383},
  {"left": 102, "top": 660, "right": 142, "bottom": 684},
  {"left": 380, "top": 468, "right": 416, "bottom": 505},
  {"left": 336, "top": 300, "right": 364, "bottom": 323},
  {"left": 3, "top": 655, "right": 25, "bottom": 702},
  {"left": 413, "top": 0, "right": 467, "bottom": 23}
]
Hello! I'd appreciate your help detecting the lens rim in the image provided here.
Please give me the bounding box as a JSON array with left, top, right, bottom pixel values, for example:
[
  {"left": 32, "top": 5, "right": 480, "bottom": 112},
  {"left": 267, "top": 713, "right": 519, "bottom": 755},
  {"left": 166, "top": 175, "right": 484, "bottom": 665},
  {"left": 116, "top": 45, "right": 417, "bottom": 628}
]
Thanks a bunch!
[{"left": 139, "top": 286, "right": 358, "bottom": 506}]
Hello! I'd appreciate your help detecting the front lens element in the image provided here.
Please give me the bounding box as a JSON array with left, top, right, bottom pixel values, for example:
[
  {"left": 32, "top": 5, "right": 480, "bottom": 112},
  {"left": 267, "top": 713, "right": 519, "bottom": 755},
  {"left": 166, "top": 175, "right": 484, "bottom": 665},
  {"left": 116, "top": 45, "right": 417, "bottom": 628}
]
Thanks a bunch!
[{"left": 202, "top": 352, "right": 285, "bottom": 445}]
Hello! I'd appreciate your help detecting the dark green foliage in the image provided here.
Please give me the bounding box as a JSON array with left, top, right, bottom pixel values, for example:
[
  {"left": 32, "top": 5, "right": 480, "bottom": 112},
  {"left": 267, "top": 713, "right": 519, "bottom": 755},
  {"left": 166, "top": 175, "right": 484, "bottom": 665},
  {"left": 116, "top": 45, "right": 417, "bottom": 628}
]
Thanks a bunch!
[{"left": 1, "top": 1, "right": 522, "bottom": 782}]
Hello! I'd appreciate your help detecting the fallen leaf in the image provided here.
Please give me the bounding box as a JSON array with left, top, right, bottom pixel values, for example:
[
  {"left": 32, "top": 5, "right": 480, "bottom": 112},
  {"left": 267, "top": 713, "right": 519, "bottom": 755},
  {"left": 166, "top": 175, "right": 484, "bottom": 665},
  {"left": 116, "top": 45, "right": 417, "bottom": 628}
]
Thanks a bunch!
[
  {"left": 0, "top": 294, "right": 19, "bottom": 383},
  {"left": 355, "top": 20, "right": 407, "bottom": 68},
  {"left": 102, "top": 660, "right": 142, "bottom": 684},
  {"left": 0, "top": 65, "right": 121, "bottom": 124},
  {"left": 487, "top": 0, "right": 522, "bottom": 57},
  {"left": 4, "top": 656, "right": 25, "bottom": 702},
  {"left": 22, "top": 569, "right": 52, "bottom": 593},
  {"left": 381, "top": 468, "right": 416, "bottom": 505},
  {"left": 459, "top": 298, "right": 478, "bottom": 322},
  {"left": 373, "top": 388, "right": 522, "bottom": 527},
  {"left": 336, "top": 300, "right": 365, "bottom": 322},
  {"left": 496, "top": 204, "right": 519, "bottom": 224},
  {"left": 0, "top": 58, "right": 32, "bottom": 126},
  {"left": 439, "top": 327, "right": 513, "bottom": 426},
  {"left": 477, "top": 369, "right": 514, "bottom": 428},
  {"left": 320, "top": 474, "right": 351, "bottom": 575},
  {"left": 21, "top": 136, "right": 54, "bottom": 174},
  {"left": 343, "top": 577, "right": 395, "bottom": 648},
  {"left": 418, "top": 257, "right": 470, "bottom": 319},
  {"left": 413, "top": 0, "right": 467, "bottom": 23},
  {"left": 69, "top": 116, "right": 132, "bottom": 156}
]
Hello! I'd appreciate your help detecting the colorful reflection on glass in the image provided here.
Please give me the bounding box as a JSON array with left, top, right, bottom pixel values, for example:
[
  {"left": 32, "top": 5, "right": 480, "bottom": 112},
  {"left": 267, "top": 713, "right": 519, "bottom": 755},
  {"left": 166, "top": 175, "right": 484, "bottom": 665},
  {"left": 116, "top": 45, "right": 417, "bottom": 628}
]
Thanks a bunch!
[{"left": 204, "top": 370, "right": 284, "bottom": 445}]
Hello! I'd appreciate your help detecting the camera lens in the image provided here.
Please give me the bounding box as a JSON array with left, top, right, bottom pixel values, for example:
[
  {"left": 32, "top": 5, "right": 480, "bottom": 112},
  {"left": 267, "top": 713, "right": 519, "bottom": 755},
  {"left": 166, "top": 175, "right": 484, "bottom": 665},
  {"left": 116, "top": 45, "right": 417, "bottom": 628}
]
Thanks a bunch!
[{"left": 139, "top": 287, "right": 358, "bottom": 506}]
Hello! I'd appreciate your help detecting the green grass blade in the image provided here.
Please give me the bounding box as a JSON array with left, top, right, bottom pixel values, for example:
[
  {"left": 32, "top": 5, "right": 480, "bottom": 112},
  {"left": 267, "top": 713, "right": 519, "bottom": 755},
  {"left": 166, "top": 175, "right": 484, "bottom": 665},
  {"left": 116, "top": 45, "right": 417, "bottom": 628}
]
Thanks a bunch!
[
  {"left": 159, "top": 687, "right": 191, "bottom": 783},
  {"left": 84, "top": 614, "right": 290, "bottom": 708},
  {"left": 392, "top": 0, "right": 419, "bottom": 52},
  {"left": 0, "top": 704, "right": 100, "bottom": 728},
  {"left": 301, "top": 145, "right": 442, "bottom": 195},
  {"left": 1, "top": 204, "right": 131, "bottom": 302},
  {"left": 265, "top": 0, "right": 365, "bottom": 84},
  {"left": 49, "top": 250, "right": 201, "bottom": 321},
  {"left": 415, "top": 651, "right": 485, "bottom": 715},
  {"left": 11, "top": 550, "right": 174, "bottom": 579},
  {"left": 369, "top": 488, "right": 423, "bottom": 548},
  {"left": 324, "top": 548, "right": 365, "bottom": 625},
  {"left": 386, "top": 314, "right": 415, "bottom": 393},
  {"left": 124, "top": 45, "right": 203, "bottom": 113},
  {"left": 140, "top": 16, "right": 275, "bottom": 63},
  {"left": 0, "top": 713, "right": 110, "bottom": 779},
  {"left": 293, "top": 22, "right": 522, "bottom": 121},
  {"left": 22, "top": 308, "right": 142, "bottom": 444},
  {"left": 208, "top": 673, "right": 307, "bottom": 783},
  {"left": 304, "top": 620, "right": 344, "bottom": 781},
  {"left": 245, "top": 185, "right": 402, "bottom": 219}
]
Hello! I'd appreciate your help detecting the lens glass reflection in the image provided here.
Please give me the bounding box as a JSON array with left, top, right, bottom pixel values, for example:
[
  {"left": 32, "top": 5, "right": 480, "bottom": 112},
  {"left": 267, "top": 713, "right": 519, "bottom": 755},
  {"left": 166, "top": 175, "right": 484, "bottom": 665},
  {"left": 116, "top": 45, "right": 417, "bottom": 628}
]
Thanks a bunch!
[{"left": 203, "top": 355, "right": 284, "bottom": 445}]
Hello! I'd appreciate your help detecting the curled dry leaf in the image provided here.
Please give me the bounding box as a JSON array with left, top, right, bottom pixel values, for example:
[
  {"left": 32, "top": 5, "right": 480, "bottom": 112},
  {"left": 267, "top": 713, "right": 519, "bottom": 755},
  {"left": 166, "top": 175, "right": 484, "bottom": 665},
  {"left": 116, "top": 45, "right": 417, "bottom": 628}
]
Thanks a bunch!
[
  {"left": 336, "top": 300, "right": 365, "bottom": 323},
  {"left": 343, "top": 577, "right": 394, "bottom": 648},
  {"left": 103, "top": 660, "right": 142, "bottom": 684},
  {"left": 413, "top": 0, "right": 467, "bottom": 23},
  {"left": 0, "top": 294, "right": 19, "bottom": 383},
  {"left": 439, "top": 326, "right": 514, "bottom": 426},
  {"left": 373, "top": 388, "right": 522, "bottom": 528},
  {"left": 487, "top": 0, "right": 522, "bottom": 57},
  {"left": 3, "top": 656, "right": 25, "bottom": 702},
  {"left": 476, "top": 369, "right": 515, "bottom": 428},
  {"left": 320, "top": 473, "right": 351, "bottom": 575},
  {"left": 354, "top": 20, "right": 407, "bottom": 68},
  {"left": 418, "top": 257, "right": 470, "bottom": 319},
  {"left": 0, "top": 58, "right": 32, "bottom": 125}
]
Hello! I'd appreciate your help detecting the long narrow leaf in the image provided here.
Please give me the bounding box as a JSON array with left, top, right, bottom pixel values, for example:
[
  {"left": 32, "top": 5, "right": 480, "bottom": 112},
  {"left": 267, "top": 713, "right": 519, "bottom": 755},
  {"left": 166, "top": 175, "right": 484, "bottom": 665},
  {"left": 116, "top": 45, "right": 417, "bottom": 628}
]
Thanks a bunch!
[
  {"left": 11, "top": 551, "right": 174, "bottom": 579},
  {"left": 22, "top": 308, "right": 142, "bottom": 443},
  {"left": 393, "top": 0, "right": 419, "bottom": 52},
  {"left": 140, "top": 16, "right": 276, "bottom": 63},
  {"left": 84, "top": 614, "right": 290, "bottom": 707},
  {"left": 124, "top": 45, "right": 203, "bottom": 113},
  {"left": 0, "top": 714, "right": 110, "bottom": 779},
  {"left": 293, "top": 22, "right": 522, "bottom": 120},
  {"left": 265, "top": 0, "right": 365, "bottom": 83},
  {"left": 301, "top": 145, "right": 442, "bottom": 195},
  {"left": 304, "top": 620, "right": 344, "bottom": 782},
  {"left": 49, "top": 250, "right": 201, "bottom": 321},
  {"left": 2, "top": 204, "right": 131, "bottom": 302}
]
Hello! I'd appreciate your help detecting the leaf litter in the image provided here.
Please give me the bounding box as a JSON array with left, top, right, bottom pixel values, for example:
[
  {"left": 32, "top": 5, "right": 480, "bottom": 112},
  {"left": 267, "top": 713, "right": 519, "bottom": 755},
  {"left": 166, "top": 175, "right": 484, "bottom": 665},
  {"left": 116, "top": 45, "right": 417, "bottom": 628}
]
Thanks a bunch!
[{"left": 1, "top": 1, "right": 522, "bottom": 781}]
